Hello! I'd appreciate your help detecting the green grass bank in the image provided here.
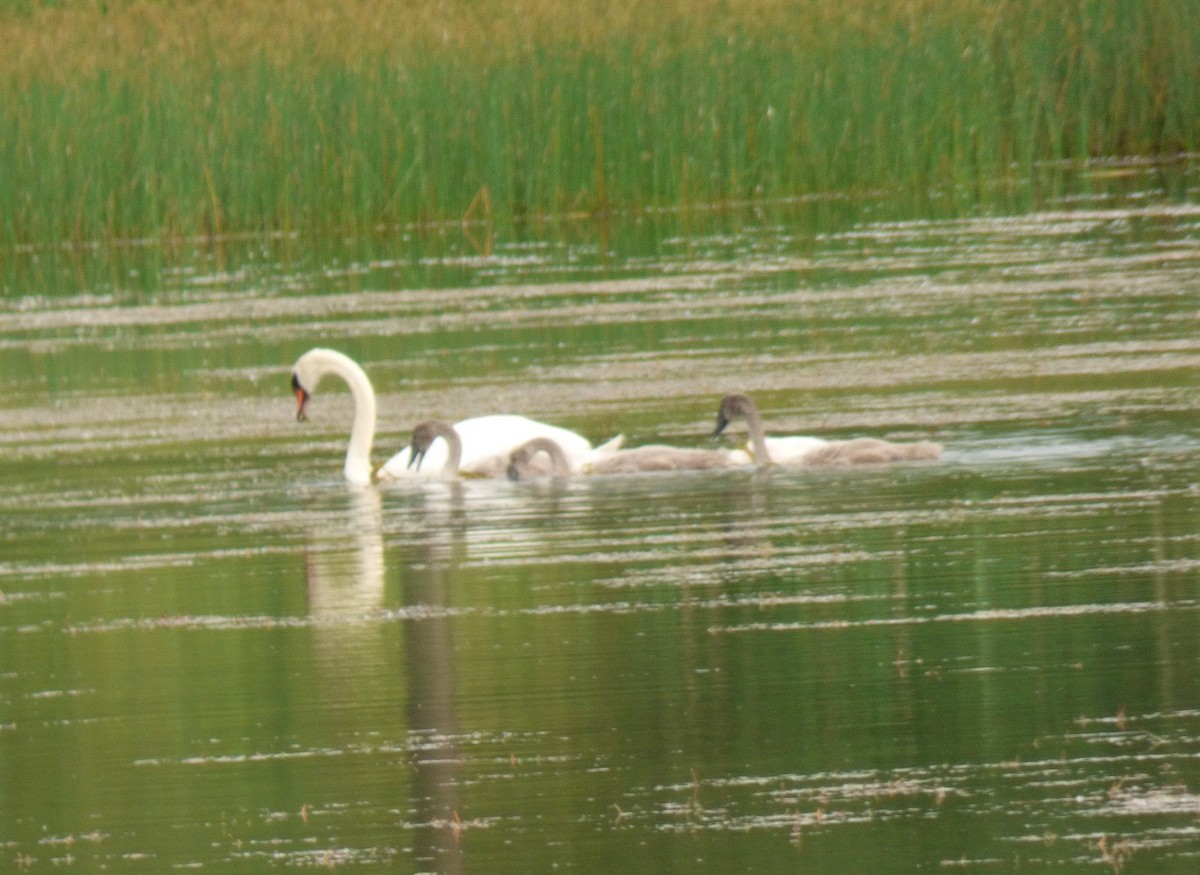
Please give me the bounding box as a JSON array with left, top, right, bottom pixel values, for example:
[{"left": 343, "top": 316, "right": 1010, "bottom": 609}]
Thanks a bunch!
[{"left": 1, "top": 0, "right": 1197, "bottom": 248}]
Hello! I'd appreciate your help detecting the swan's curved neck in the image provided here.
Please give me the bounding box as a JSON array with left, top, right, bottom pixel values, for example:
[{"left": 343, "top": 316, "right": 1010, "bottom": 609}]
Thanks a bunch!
[
  {"left": 320, "top": 351, "right": 378, "bottom": 485},
  {"left": 509, "top": 437, "right": 570, "bottom": 479},
  {"left": 528, "top": 437, "right": 570, "bottom": 475},
  {"left": 738, "top": 401, "right": 773, "bottom": 466}
]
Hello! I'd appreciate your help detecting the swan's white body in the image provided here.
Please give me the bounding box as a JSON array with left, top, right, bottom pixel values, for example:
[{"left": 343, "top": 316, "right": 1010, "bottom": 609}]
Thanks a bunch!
[{"left": 291, "top": 348, "right": 608, "bottom": 484}]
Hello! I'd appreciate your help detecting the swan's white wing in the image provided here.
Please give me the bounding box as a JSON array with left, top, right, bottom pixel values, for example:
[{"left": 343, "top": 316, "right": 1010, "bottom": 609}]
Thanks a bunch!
[
  {"left": 590, "top": 433, "right": 626, "bottom": 454},
  {"left": 759, "top": 435, "right": 829, "bottom": 465},
  {"left": 576, "top": 433, "right": 626, "bottom": 470},
  {"left": 377, "top": 415, "right": 593, "bottom": 479}
]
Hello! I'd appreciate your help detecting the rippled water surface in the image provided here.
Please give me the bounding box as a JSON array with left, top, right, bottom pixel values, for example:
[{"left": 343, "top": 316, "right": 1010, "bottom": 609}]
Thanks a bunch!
[{"left": 3, "top": 183, "right": 1200, "bottom": 872}]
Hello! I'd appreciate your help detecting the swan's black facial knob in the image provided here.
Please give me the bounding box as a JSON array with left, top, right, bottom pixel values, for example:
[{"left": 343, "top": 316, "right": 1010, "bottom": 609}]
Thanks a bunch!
[
  {"left": 712, "top": 412, "right": 730, "bottom": 437},
  {"left": 408, "top": 448, "right": 427, "bottom": 471}
]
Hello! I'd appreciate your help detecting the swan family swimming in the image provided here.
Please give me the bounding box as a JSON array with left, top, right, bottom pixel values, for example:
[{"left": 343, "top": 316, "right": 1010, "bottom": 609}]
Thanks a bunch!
[
  {"left": 291, "top": 348, "right": 943, "bottom": 485},
  {"left": 291, "top": 347, "right": 619, "bottom": 485}
]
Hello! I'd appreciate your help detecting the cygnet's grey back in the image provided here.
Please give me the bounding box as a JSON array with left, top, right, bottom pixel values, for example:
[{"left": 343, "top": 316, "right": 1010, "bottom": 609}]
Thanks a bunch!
[
  {"left": 590, "top": 445, "right": 740, "bottom": 474},
  {"left": 799, "top": 437, "right": 943, "bottom": 466}
]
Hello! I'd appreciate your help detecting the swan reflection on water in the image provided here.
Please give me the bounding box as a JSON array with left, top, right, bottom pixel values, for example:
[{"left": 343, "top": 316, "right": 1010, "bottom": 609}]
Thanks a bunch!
[
  {"left": 304, "top": 486, "right": 386, "bottom": 620},
  {"left": 302, "top": 483, "right": 466, "bottom": 874}
]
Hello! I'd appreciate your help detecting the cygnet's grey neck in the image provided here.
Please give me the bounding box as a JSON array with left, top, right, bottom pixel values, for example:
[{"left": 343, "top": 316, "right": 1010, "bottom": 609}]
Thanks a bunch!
[
  {"left": 508, "top": 437, "right": 571, "bottom": 480},
  {"left": 714, "top": 393, "right": 772, "bottom": 465},
  {"left": 410, "top": 420, "right": 463, "bottom": 478}
]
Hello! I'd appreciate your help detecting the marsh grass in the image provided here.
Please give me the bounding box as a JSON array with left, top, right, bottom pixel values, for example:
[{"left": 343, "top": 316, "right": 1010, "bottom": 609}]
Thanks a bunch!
[{"left": 0, "top": 0, "right": 1197, "bottom": 250}]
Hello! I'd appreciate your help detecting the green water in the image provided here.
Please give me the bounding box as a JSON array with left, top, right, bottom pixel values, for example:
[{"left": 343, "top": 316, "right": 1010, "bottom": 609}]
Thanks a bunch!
[{"left": 2, "top": 175, "right": 1200, "bottom": 872}]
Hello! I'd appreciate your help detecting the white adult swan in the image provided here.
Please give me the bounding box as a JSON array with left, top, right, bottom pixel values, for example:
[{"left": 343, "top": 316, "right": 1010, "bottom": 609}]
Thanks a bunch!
[
  {"left": 291, "top": 347, "right": 612, "bottom": 484},
  {"left": 713, "top": 393, "right": 942, "bottom": 466},
  {"left": 507, "top": 436, "right": 751, "bottom": 479}
]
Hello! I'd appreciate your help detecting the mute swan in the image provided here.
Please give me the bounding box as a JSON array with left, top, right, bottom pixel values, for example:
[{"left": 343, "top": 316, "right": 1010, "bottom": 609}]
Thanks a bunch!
[
  {"left": 714, "top": 393, "right": 942, "bottom": 466},
  {"left": 291, "top": 347, "right": 612, "bottom": 484},
  {"left": 507, "top": 436, "right": 751, "bottom": 479}
]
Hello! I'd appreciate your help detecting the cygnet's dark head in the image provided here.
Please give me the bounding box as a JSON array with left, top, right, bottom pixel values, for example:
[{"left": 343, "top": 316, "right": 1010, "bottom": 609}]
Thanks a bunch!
[
  {"left": 408, "top": 421, "right": 441, "bottom": 470},
  {"left": 714, "top": 393, "right": 756, "bottom": 436}
]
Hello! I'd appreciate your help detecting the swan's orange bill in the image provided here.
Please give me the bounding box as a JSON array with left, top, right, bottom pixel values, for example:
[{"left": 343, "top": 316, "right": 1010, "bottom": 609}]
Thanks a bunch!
[{"left": 292, "top": 373, "right": 310, "bottom": 421}]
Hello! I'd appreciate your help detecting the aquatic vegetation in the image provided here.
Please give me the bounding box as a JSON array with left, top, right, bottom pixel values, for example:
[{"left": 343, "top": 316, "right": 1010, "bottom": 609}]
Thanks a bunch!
[{"left": 0, "top": 0, "right": 1196, "bottom": 249}]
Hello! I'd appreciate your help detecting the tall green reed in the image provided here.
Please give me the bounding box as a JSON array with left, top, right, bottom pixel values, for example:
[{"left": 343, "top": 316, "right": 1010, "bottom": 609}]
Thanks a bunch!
[{"left": 0, "top": 0, "right": 1196, "bottom": 251}]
